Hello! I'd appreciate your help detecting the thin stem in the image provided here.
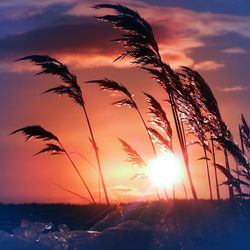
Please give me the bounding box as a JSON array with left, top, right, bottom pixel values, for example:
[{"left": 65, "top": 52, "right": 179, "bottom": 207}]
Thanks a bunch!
[
  {"left": 239, "top": 125, "right": 249, "bottom": 196},
  {"left": 58, "top": 141, "right": 96, "bottom": 204},
  {"left": 235, "top": 164, "right": 240, "bottom": 181},
  {"left": 164, "top": 187, "right": 169, "bottom": 200},
  {"left": 69, "top": 151, "right": 97, "bottom": 170},
  {"left": 135, "top": 106, "right": 161, "bottom": 200},
  {"left": 224, "top": 149, "right": 234, "bottom": 200},
  {"left": 82, "top": 105, "right": 110, "bottom": 205},
  {"left": 155, "top": 186, "right": 161, "bottom": 200},
  {"left": 172, "top": 181, "right": 178, "bottom": 231},
  {"left": 98, "top": 174, "right": 101, "bottom": 203},
  {"left": 137, "top": 107, "right": 165, "bottom": 201},
  {"left": 203, "top": 146, "right": 213, "bottom": 200},
  {"left": 239, "top": 125, "right": 250, "bottom": 179},
  {"left": 172, "top": 182, "right": 175, "bottom": 200},
  {"left": 170, "top": 93, "right": 198, "bottom": 200},
  {"left": 239, "top": 125, "right": 245, "bottom": 155},
  {"left": 70, "top": 151, "right": 102, "bottom": 202},
  {"left": 182, "top": 181, "right": 188, "bottom": 200},
  {"left": 180, "top": 120, "right": 187, "bottom": 148},
  {"left": 135, "top": 106, "right": 157, "bottom": 157},
  {"left": 180, "top": 121, "right": 190, "bottom": 200},
  {"left": 211, "top": 137, "right": 220, "bottom": 200},
  {"left": 55, "top": 183, "right": 91, "bottom": 203},
  {"left": 155, "top": 50, "right": 198, "bottom": 200},
  {"left": 69, "top": 151, "right": 102, "bottom": 202}
]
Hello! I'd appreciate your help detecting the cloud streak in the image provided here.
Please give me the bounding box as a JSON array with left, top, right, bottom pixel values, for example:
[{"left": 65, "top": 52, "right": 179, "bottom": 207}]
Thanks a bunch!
[
  {"left": 221, "top": 47, "right": 247, "bottom": 54},
  {"left": 0, "top": 0, "right": 77, "bottom": 20},
  {"left": 1, "top": 0, "right": 250, "bottom": 72},
  {"left": 194, "top": 60, "right": 225, "bottom": 71},
  {"left": 218, "top": 85, "right": 250, "bottom": 92}
]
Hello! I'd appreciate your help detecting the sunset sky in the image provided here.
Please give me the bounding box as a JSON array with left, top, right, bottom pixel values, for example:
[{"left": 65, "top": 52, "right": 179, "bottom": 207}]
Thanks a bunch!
[{"left": 1, "top": 0, "right": 250, "bottom": 204}]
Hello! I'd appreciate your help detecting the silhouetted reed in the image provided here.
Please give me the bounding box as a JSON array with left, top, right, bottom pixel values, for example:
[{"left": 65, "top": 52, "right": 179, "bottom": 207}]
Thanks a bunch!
[
  {"left": 86, "top": 79, "right": 157, "bottom": 157},
  {"left": 211, "top": 138, "right": 221, "bottom": 200},
  {"left": 17, "top": 56, "right": 110, "bottom": 205},
  {"left": 118, "top": 138, "right": 161, "bottom": 200},
  {"left": 94, "top": 4, "right": 250, "bottom": 200},
  {"left": 10, "top": 4, "right": 250, "bottom": 202},
  {"left": 180, "top": 67, "right": 248, "bottom": 198},
  {"left": 94, "top": 4, "right": 198, "bottom": 199},
  {"left": 144, "top": 93, "right": 172, "bottom": 152},
  {"left": 119, "top": 138, "right": 146, "bottom": 168},
  {"left": 87, "top": 79, "right": 174, "bottom": 199},
  {"left": 240, "top": 114, "right": 250, "bottom": 153},
  {"left": 10, "top": 125, "right": 96, "bottom": 204}
]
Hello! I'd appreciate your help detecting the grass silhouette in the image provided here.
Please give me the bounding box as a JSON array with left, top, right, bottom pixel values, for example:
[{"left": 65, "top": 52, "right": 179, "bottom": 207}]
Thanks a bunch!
[
  {"left": 10, "top": 3, "right": 250, "bottom": 202},
  {"left": 16, "top": 55, "right": 110, "bottom": 205},
  {"left": 10, "top": 125, "right": 95, "bottom": 204},
  {"left": 94, "top": 3, "right": 249, "bottom": 199}
]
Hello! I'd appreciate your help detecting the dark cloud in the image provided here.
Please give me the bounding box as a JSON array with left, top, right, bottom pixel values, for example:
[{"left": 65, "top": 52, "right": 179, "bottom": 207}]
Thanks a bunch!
[
  {"left": 0, "top": 19, "right": 120, "bottom": 60},
  {"left": 143, "top": 0, "right": 250, "bottom": 15},
  {"left": 0, "top": 2, "right": 77, "bottom": 37},
  {"left": 218, "top": 85, "right": 250, "bottom": 92}
]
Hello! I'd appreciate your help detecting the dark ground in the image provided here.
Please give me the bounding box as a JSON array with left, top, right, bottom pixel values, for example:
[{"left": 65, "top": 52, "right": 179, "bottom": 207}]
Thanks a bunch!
[
  {"left": 0, "top": 200, "right": 250, "bottom": 249},
  {"left": 0, "top": 203, "right": 115, "bottom": 233}
]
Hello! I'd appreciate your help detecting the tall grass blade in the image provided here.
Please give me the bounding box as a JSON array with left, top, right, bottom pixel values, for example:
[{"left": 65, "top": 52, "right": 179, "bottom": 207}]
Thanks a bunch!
[
  {"left": 10, "top": 125, "right": 96, "bottom": 204},
  {"left": 18, "top": 56, "right": 110, "bottom": 204},
  {"left": 10, "top": 125, "right": 59, "bottom": 142},
  {"left": 211, "top": 137, "right": 221, "bottom": 200},
  {"left": 95, "top": 4, "right": 198, "bottom": 199},
  {"left": 17, "top": 55, "right": 84, "bottom": 107},
  {"left": 240, "top": 114, "right": 250, "bottom": 151},
  {"left": 119, "top": 138, "right": 146, "bottom": 168}
]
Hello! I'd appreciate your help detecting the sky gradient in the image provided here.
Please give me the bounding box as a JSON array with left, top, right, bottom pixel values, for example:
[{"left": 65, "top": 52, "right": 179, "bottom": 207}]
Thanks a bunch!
[{"left": 1, "top": 0, "right": 250, "bottom": 203}]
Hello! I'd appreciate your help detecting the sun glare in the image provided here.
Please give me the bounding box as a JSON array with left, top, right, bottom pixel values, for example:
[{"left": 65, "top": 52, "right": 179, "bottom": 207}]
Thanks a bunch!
[{"left": 148, "top": 153, "right": 182, "bottom": 188}]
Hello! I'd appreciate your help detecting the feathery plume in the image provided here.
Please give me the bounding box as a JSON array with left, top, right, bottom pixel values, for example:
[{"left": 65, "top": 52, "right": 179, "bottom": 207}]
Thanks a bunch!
[
  {"left": 17, "top": 55, "right": 84, "bottom": 107},
  {"left": 10, "top": 125, "right": 59, "bottom": 142},
  {"left": 119, "top": 138, "right": 146, "bottom": 168},
  {"left": 144, "top": 92, "right": 172, "bottom": 140},
  {"left": 10, "top": 125, "right": 96, "bottom": 204}
]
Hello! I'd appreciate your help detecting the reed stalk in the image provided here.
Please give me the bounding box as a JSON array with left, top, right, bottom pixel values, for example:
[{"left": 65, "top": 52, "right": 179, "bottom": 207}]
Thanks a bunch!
[
  {"left": 17, "top": 55, "right": 110, "bottom": 205},
  {"left": 95, "top": 4, "right": 198, "bottom": 199},
  {"left": 239, "top": 124, "right": 245, "bottom": 155},
  {"left": 203, "top": 146, "right": 213, "bottom": 200},
  {"left": 224, "top": 149, "right": 234, "bottom": 199},
  {"left": 58, "top": 141, "right": 96, "bottom": 204},
  {"left": 82, "top": 105, "right": 110, "bottom": 205},
  {"left": 10, "top": 125, "right": 96, "bottom": 204},
  {"left": 211, "top": 137, "right": 221, "bottom": 200}
]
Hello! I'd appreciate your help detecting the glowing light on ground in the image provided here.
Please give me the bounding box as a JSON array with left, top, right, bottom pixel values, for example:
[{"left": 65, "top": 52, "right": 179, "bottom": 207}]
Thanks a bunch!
[{"left": 148, "top": 153, "right": 182, "bottom": 188}]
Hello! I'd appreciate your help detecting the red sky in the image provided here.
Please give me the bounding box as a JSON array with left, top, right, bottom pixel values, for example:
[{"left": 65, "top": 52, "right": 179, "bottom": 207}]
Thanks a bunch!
[{"left": 1, "top": 0, "right": 250, "bottom": 203}]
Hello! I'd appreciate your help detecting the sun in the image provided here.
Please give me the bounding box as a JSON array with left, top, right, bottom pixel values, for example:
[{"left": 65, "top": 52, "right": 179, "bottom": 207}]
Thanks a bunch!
[{"left": 148, "top": 153, "right": 182, "bottom": 188}]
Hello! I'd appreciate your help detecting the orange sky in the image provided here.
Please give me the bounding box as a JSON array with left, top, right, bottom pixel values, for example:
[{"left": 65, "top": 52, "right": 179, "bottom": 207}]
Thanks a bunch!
[{"left": 1, "top": 0, "right": 250, "bottom": 203}]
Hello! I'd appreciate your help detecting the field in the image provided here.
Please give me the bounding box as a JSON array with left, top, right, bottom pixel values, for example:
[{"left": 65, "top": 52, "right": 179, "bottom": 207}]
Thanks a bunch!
[
  {"left": 0, "top": 200, "right": 250, "bottom": 249},
  {"left": 2, "top": 2, "right": 250, "bottom": 250}
]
